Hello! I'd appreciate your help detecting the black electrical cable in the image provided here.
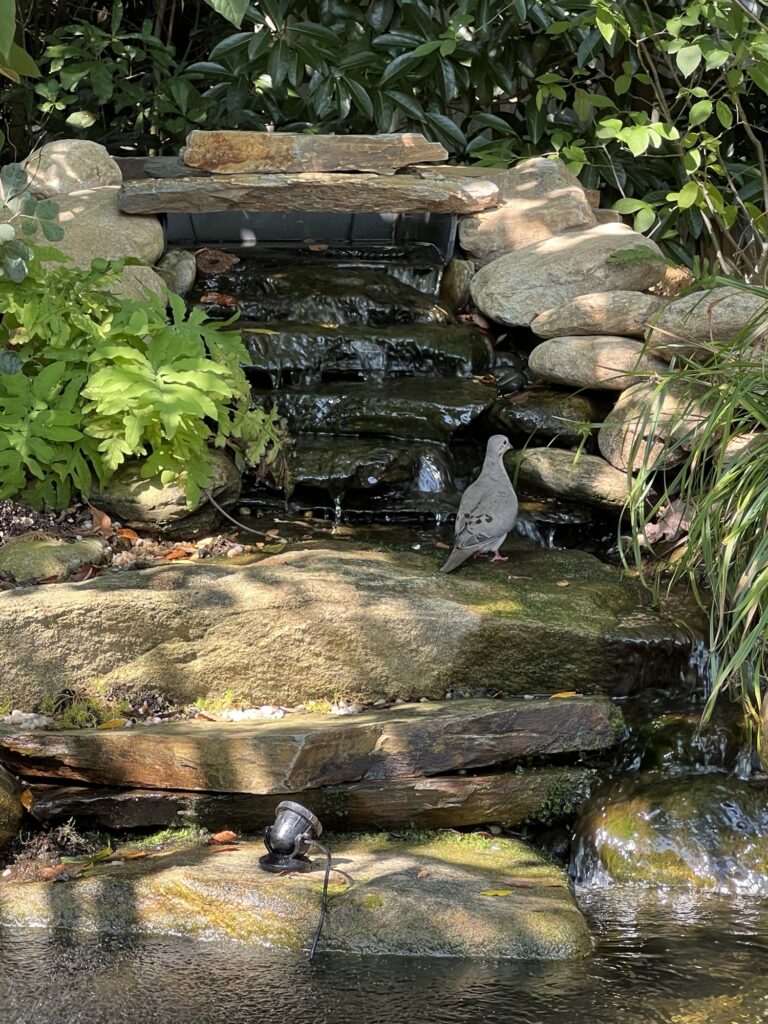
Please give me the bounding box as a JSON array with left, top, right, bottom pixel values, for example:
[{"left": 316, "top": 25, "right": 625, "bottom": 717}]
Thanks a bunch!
[
  {"left": 308, "top": 841, "right": 332, "bottom": 962},
  {"left": 203, "top": 488, "right": 286, "bottom": 541}
]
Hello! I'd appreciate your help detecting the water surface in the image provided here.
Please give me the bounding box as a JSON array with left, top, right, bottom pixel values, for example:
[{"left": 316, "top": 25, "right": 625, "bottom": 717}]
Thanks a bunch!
[{"left": 2, "top": 889, "right": 767, "bottom": 1024}]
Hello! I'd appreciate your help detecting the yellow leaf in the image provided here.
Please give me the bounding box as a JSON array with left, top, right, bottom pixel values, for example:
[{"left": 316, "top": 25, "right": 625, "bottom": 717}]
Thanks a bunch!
[
  {"left": 550, "top": 691, "right": 580, "bottom": 699},
  {"left": 97, "top": 718, "right": 129, "bottom": 730},
  {"left": 479, "top": 889, "right": 513, "bottom": 897},
  {"left": 555, "top": 580, "right": 570, "bottom": 587}
]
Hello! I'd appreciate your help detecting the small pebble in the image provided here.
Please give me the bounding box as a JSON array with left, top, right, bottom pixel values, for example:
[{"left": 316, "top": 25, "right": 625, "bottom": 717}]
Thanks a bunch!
[{"left": 488, "top": 825, "right": 502, "bottom": 835}]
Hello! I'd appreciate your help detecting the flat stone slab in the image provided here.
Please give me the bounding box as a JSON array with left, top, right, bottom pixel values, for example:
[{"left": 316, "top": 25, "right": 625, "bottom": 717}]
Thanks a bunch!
[
  {"left": 0, "top": 543, "right": 696, "bottom": 709},
  {"left": 0, "top": 697, "right": 619, "bottom": 792},
  {"left": 180, "top": 131, "right": 448, "bottom": 174},
  {"left": 25, "top": 766, "right": 595, "bottom": 830},
  {"left": 242, "top": 321, "right": 493, "bottom": 384},
  {"left": 0, "top": 834, "right": 590, "bottom": 958},
  {"left": 254, "top": 378, "right": 494, "bottom": 442},
  {"left": 118, "top": 173, "right": 499, "bottom": 215}
]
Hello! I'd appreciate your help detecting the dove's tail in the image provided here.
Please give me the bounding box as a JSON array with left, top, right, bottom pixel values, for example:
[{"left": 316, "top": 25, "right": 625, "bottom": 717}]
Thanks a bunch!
[{"left": 440, "top": 546, "right": 475, "bottom": 573}]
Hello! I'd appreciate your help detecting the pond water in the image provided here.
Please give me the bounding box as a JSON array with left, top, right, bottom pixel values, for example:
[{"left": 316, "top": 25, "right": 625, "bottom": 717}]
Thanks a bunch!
[{"left": 2, "top": 888, "right": 767, "bottom": 1024}]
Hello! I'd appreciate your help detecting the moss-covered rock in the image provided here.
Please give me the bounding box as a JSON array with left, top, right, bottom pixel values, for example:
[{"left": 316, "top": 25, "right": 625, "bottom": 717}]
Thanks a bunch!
[
  {"left": 0, "top": 541, "right": 697, "bottom": 708},
  {"left": 0, "top": 832, "right": 590, "bottom": 959},
  {"left": 572, "top": 773, "right": 768, "bottom": 891},
  {"left": 0, "top": 533, "right": 107, "bottom": 583}
]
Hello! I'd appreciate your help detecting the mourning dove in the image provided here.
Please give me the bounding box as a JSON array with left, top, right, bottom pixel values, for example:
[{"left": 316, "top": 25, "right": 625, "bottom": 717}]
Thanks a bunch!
[{"left": 441, "top": 434, "right": 518, "bottom": 573}]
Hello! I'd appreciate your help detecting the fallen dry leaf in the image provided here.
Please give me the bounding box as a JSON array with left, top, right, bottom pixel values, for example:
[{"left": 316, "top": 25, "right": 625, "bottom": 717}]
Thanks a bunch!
[
  {"left": 89, "top": 504, "right": 112, "bottom": 537},
  {"left": 97, "top": 718, "right": 129, "bottom": 730},
  {"left": 41, "top": 863, "right": 84, "bottom": 883},
  {"left": 68, "top": 563, "right": 101, "bottom": 582},
  {"left": 199, "top": 291, "right": 238, "bottom": 306},
  {"left": 116, "top": 528, "right": 140, "bottom": 542},
  {"left": 20, "top": 789, "right": 32, "bottom": 812},
  {"left": 479, "top": 889, "right": 513, "bottom": 897},
  {"left": 210, "top": 830, "right": 239, "bottom": 845},
  {"left": 164, "top": 547, "right": 195, "bottom": 561},
  {"left": 195, "top": 711, "right": 219, "bottom": 722},
  {"left": 555, "top": 580, "right": 570, "bottom": 588},
  {"left": 434, "top": 541, "right": 450, "bottom": 549},
  {"left": 550, "top": 691, "right": 580, "bottom": 699},
  {"left": 195, "top": 247, "right": 240, "bottom": 274},
  {"left": 417, "top": 869, "right": 430, "bottom": 879}
]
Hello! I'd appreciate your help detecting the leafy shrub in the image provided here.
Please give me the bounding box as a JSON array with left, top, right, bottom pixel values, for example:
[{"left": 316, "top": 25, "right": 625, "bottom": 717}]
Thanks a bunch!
[
  {"left": 0, "top": 246, "right": 281, "bottom": 509},
  {"left": 0, "top": 161, "right": 63, "bottom": 281},
  {"left": 624, "top": 278, "right": 768, "bottom": 760}
]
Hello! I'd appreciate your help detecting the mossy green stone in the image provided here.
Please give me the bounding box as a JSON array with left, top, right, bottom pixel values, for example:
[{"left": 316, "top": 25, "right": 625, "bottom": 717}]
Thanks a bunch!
[
  {"left": 0, "top": 832, "right": 590, "bottom": 959},
  {"left": 0, "top": 534, "right": 106, "bottom": 583}
]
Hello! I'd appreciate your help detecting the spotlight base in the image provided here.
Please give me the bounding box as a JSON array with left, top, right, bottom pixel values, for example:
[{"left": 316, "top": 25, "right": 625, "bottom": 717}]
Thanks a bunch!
[{"left": 259, "top": 852, "right": 313, "bottom": 874}]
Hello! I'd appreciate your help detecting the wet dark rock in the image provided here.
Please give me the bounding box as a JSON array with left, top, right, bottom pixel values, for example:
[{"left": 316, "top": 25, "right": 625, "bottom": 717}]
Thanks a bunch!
[
  {"left": 0, "top": 763, "right": 22, "bottom": 849},
  {"left": 572, "top": 773, "right": 768, "bottom": 892},
  {"left": 253, "top": 379, "right": 495, "bottom": 443},
  {"left": 25, "top": 766, "right": 595, "bottom": 831},
  {"left": 489, "top": 388, "right": 605, "bottom": 447},
  {"left": 282, "top": 435, "right": 458, "bottom": 508},
  {"left": 511, "top": 448, "right": 631, "bottom": 512},
  {"left": 242, "top": 321, "right": 492, "bottom": 386},
  {"left": 195, "top": 264, "right": 454, "bottom": 325},
  {"left": 620, "top": 696, "right": 743, "bottom": 774}
]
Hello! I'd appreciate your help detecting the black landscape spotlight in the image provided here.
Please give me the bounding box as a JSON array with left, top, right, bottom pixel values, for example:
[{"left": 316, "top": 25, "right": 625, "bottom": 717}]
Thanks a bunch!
[
  {"left": 259, "top": 800, "right": 324, "bottom": 873},
  {"left": 259, "top": 801, "right": 332, "bottom": 961}
]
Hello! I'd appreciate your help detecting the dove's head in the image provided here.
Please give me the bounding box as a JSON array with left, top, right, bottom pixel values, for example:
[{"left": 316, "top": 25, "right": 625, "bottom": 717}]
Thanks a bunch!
[{"left": 486, "top": 434, "right": 513, "bottom": 459}]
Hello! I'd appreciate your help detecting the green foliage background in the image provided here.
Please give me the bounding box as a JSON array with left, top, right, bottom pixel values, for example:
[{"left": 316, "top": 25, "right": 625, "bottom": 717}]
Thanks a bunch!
[{"left": 3, "top": 0, "right": 768, "bottom": 277}]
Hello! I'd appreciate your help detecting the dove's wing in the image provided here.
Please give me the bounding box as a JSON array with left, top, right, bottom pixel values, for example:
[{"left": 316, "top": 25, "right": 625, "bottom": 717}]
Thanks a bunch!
[{"left": 453, "top": 483, "right": 510, "bottom": 551}]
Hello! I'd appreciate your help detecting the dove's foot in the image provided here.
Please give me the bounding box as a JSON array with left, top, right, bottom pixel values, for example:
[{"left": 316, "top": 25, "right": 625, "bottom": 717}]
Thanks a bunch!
[{"left": 490, "top": 552, "right": 509, "bottom": 563}]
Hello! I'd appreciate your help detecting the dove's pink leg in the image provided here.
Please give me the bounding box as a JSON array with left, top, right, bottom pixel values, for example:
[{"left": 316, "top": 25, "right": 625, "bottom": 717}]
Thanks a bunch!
[{"left": 490, "top": 551, "right": 508, "bottom": 563}]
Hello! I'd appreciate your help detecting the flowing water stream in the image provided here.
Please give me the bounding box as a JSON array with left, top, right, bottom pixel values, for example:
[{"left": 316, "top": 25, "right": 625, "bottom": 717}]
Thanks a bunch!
[{"left": 1, "top": 890, "right": 767, "bottom": 1023}]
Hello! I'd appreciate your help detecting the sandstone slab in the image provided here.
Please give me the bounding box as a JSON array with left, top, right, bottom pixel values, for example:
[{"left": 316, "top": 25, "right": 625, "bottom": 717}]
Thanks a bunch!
[
  {"left": 0, "top": 534, "right": 107, "bottom": 582},
  {"left": 511, "top": 448, "right": 631, "bottom": 512},
  {"left": 0, "top": 833, "right": 590, "bottom": 958},
  {"left": 598, "top": 381, "right": 712, "bottom": 472},
  {"left": 459, "top": 157, "right": 596, "bottom": 264},
  {"left": 470, "top": 224, "right": 667, "bottom": 327},
  {"left": 26, "top": 765, "right": 595, "bottom": 831},
  {"left": 0, "top": 697, "right": 619, "bottom": 793},
  {"left": 647, "top": 286, "right": 768, "bottom": 359},
  {"left": 531, "top": 291, "right": 668, "bottom": 339},
  {"left": 119, "top": 173, "right": 499, "bottom": 215},
  {"left": 0, "top": 543, "right": 696, "bottom": 709},
  {"left": 528, "top": 336, "right": 668, "bottom": 391},
  {"left": 181, "top": 131, "right": 448, "bottom": 174},
  {"left": 23, "top": 139, "right": 122, "bottom": 197}
]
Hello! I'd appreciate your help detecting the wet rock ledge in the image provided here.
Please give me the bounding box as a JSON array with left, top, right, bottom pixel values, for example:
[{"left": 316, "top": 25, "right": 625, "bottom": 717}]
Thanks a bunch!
[{"left": 0, "top": 833, "right": 590, "bottom": 959}]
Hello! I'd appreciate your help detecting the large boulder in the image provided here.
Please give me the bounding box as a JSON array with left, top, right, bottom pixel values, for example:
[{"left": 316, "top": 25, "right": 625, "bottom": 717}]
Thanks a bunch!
[
  {"left": 527, "top": 336, "right": 668, "bottom": 391},
  {"left": 23, "top": 139, "right": 122, "bottom": 197},
  {"left": 511, "top": 448, "right": 631, "bottom": 512},
  {"left": 91, "top": 449, "right": 241, "bottom": 534},
  {"left": 458, "top": 157, "right": 596, "bottom": 265},
  {"left": 111, "top": 264, "right": 169, "bottom": 301},
  {"left": 50, "top": 186, "right": 164, "bottom": 268},
  {"left": 597, "top": 381, "right": 712, "bottom": 472},
  {"left": 0, "top": 542, "right": 696, "bottom": 709},
  {"left": 0, "top": 833, "right": 591, "bottom": 959},
  {"left": 470, "top": 224, "right": 667, "bottom": 327},
  {"left": 572, "top": 774, "right": 768, "bottom": 891},
  {"left": 647, "top": 286, "right": 768, "bottom": 360},
  {"left": 531, "top": 291, "right": 668, "bottom": 339}
]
